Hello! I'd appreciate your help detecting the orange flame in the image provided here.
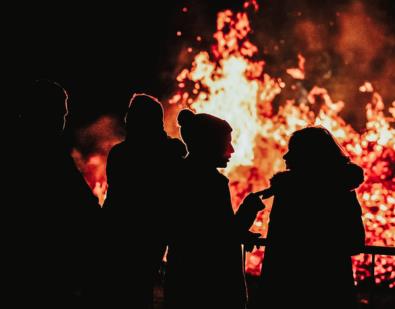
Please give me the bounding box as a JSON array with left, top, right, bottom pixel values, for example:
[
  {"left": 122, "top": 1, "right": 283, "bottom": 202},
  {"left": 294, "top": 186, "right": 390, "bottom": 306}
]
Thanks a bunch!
[
  {"left": 169, "top": 2, "right": 394, "bottom": 286},
  {"left": 72, "top": 116, "right": 124, "bottom": 206}
]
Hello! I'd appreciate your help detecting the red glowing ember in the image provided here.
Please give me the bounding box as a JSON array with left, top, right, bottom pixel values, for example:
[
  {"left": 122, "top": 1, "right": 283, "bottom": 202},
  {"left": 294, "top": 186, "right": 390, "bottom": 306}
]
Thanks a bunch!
[
  {"left": 74, "top": 0, "right": 394, "bottom": 288},
  {"left": 168, "top": 1, "right": 394, "bottom": 286}
]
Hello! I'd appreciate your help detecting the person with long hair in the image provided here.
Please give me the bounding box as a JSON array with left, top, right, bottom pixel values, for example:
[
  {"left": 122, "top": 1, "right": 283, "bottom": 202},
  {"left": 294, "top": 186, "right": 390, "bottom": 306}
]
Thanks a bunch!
[{"left": 257, "top": 126, "right": 365, "bottom": 308}]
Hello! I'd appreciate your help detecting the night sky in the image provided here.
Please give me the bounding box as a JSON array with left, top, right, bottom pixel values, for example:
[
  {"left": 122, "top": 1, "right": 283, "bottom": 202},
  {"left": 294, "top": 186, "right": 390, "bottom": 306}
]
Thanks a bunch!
[{"left": 8, "top": 0, "right": 395, "bottom": 134}]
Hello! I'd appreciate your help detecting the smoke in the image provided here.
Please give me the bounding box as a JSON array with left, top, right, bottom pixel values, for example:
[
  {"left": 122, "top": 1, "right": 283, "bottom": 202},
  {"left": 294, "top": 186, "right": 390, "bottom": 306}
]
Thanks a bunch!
[
  {"left": 164, "top": 0, "right": 395, "bottom": 131},
  {"left": 336, "top": 2, "right": 386, "bottom": 70},
  {"left": 72, "top": 115, "right": 124, "bottom": 205},
  {"left": 257, "top": 0, "right": 395, "bottom": 130},
  {"left": 331, "top": 1, "right": 395, "bottom": 129}
]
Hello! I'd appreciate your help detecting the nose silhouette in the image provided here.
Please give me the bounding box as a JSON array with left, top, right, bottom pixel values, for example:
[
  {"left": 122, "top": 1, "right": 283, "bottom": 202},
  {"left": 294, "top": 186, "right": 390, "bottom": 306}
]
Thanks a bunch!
[{"left": 226, "top": 143, "right": 235, "bottom": 157}]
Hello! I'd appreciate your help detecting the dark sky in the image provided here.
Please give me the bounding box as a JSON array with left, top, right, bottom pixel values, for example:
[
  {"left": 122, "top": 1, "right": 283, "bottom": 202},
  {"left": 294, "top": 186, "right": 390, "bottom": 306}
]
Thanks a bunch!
[
  {"left": 8, "top": 1, "right": 258, "bottom": 125},
  {"left": 10, "top": 1, "right": 186, "bottom": 123},
  {"left": 8, "top": 0, "right": 395, "bottom": 132}
]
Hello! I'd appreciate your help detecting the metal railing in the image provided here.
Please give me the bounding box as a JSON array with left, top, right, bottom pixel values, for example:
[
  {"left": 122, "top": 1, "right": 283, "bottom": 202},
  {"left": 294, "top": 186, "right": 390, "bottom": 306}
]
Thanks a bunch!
[
  {"left": 243, "top": 238, "right": 395, "bottom": 308},
  {"left": 362, "top": 245, "right": 395, "bottom": 287},
  {"left": 244, "top": 238, "right": 395, "bottom": 281}
]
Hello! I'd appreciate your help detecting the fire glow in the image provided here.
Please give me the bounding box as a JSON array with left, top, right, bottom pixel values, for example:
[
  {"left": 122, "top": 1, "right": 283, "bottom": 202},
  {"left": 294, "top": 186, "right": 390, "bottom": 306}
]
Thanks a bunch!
[
  {"left": 168, "top": 1, "right": 394, "bottom": 286},
  {"left": 72, "top": 0, "right": 395, "bottom": 287}
]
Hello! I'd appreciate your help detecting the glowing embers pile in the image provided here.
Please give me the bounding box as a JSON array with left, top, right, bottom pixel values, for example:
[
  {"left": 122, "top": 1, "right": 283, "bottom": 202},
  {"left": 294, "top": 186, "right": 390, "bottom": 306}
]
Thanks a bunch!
[{"left": 169, "top": 3, "right": 394, "bottom": 286}]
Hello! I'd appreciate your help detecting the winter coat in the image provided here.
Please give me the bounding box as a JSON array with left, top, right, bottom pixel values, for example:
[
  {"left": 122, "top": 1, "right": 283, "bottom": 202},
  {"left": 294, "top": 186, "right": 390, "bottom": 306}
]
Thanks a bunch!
[
  {"left": 165, "top": 158, "right": 249, "bottom": 309},
  {"left": 259, "top": 163, "right": 365, "bottom": 308}
]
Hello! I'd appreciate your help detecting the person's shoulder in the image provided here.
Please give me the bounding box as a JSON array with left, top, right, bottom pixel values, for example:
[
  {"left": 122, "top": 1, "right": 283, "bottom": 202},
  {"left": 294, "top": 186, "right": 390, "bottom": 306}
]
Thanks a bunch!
[
  {"left": 108, "top": 141, "right": 126, "bottom": 157},
  {"left": 217, "top": 172, "right": 230, "bottom": 184},
  {"left": 270, "top": 171, "right": 292, "bottom": 187},
  {"left": 166, "top": 137, "right": 187, "bottom": 158},
  {"left": 105, "top": 142, "right": 127, "bottom": 169},
  {"left": 342, "top": 162, "right": 364, "bottom": 190}
]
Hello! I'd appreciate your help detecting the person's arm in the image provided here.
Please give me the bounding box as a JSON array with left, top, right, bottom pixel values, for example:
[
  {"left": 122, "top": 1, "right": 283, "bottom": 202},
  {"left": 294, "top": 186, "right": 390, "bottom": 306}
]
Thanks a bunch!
[
  {"left": 235, "top": 193, "right": 265, "bottom": 233},
  {"left": 255, "top": 187, "right": 274, "bottom": 199},
  {"left": 346, "top": 190, "right": 366, "bottom": 255}
]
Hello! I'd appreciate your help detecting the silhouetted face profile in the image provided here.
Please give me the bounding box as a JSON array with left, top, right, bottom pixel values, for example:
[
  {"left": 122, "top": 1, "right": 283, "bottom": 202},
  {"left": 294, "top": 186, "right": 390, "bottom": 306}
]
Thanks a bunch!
[
  {"left": 21, "top": 79, "right": 68, "bottom": 137},
  {"left": 178, "top": 109, "right": 234, "bottom": 168},
  {"left": 283, "top": 126, "right": 349, "bottom": 171},
  {"left": 214, "top": 131, "right": 234, "bottom": 167},
  {"left": 125, "top": 93, "right": 165, "bottom": 141}
]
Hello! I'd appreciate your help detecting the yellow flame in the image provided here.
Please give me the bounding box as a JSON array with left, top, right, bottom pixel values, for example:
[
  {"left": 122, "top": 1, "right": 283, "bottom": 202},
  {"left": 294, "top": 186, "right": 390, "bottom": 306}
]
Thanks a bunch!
[{"left": 168, "top": 2, "right": 394, "bottom": 283}]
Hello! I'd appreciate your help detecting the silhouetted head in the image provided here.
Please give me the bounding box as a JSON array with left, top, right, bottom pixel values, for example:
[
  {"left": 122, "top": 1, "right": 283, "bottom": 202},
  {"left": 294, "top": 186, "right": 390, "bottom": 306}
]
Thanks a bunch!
[
  {"left": 20, "top": 79, "right": 68, "bottom": 137},
  {"left": 283, "top": 126, "right": 350, "bottom": 172},
  {"left": 125, "top": 93, "right": 165, "bottom": 140},
  {"left": 178, "top": 109, "right": 234, "bottom": 168}
]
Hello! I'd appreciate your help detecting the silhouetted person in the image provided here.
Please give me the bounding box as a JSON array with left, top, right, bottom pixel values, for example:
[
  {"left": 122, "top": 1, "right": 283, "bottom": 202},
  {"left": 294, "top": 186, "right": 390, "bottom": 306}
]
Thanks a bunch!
[
  {"left": 14, "top": 79, "right": 100, "bottom": 307},
  {"left": 256, "top": 126, "right": 365, "bottom": 308},
  {"left": 164, "top": 109, "right": 265, "bottom": 309},
  {"left": 102, "top": 94, "right": 186, "bottom": 308}
]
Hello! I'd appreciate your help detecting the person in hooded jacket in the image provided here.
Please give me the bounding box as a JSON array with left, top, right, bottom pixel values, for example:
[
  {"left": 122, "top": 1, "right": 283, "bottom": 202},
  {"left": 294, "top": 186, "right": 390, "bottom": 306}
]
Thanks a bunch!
[
  {"left": 14, "top": 79, "right": 100, "bottom": 307},
  {"left": 164, "top": 109, "right": 265, "bottom": 309},
  {"left": 102, "top": 93, "right": 186, "bottom": 308},
  {"left": 256, "top": 126, "right": 365, "bottom": 308}
]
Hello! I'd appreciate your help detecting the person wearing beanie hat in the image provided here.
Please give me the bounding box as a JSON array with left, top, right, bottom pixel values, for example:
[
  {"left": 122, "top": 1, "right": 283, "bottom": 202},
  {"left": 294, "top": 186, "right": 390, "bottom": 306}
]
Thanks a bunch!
[
  {"left": 177, "top": 109, "right": 233, "bottom": 168},
  {"left": 102, "top": 93, "right": 186, "bottom": 308},
  {"left": 164, "top": 109, "right": 264, "bottom": 309}
]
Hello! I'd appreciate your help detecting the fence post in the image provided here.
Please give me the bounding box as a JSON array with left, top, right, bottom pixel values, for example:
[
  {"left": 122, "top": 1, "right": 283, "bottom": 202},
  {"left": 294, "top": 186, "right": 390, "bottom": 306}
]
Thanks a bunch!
[{"left": 369, "top": 253, "right": 376, "bottom": 309}]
